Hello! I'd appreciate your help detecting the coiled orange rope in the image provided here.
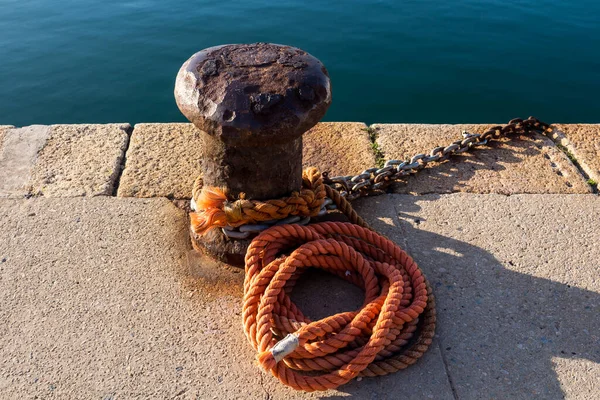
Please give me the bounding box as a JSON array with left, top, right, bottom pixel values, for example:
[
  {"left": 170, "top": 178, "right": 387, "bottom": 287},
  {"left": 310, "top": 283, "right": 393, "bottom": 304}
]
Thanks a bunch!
[{"left": 242, "top": 221, "right": 436, "bottom": 392}]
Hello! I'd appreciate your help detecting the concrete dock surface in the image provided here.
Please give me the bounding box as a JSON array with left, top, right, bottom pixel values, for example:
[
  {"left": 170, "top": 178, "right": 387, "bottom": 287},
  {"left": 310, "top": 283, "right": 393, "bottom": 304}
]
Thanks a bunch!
[{"left": 0, "top": 122, "right": 598, "bottom": 399}]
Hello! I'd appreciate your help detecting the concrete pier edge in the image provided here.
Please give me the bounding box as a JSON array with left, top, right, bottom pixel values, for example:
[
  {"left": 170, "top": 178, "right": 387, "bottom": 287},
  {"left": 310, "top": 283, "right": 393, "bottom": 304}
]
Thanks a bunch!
[{"left": 1, "top": 122, "right": 598, "bottom": 199}]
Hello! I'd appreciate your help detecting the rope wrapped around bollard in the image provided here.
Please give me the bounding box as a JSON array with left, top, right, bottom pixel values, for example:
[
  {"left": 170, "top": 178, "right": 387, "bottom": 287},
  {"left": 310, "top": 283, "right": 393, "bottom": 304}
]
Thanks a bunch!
[
  {"left": 190, "top": 168, "right": 326, "bottom": 236},
  {"left": 242, "top": 221, "right": 436, "bottom": 392}
]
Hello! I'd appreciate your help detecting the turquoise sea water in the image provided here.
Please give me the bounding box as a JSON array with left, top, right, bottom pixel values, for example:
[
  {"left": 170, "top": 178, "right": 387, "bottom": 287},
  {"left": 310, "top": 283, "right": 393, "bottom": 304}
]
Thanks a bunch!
[{"left": 1, "top": 0, "right": 599, "bottom": 126}]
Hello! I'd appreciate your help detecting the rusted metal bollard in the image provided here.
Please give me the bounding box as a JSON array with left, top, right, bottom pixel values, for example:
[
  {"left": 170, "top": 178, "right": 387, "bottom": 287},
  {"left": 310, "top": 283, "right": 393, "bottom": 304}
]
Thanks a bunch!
[{"left": 175, "top": 43, "right": 331, "bottom": 265}]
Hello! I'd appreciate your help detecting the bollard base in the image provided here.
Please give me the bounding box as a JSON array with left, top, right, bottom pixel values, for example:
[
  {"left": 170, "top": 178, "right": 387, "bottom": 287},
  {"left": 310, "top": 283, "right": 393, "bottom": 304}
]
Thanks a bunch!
[
  {"left": 190, "top": 227, "right": 250, "bottom": 267},
  {"left": 189, "top": 212, "right": 351, "bottom": 268}
]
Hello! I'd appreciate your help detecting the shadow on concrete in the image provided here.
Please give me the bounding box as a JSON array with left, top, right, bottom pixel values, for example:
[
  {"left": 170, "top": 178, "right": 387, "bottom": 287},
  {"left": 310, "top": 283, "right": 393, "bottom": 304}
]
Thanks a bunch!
[{"left": 363, "top": 195, "right": 598, "bottom": 399}]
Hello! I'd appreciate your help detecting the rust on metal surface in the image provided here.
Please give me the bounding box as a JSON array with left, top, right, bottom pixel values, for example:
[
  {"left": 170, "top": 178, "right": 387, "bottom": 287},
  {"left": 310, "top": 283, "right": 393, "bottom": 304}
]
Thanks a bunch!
[{"left": 175, "top": 43, "right": 332, "bottom": 265}]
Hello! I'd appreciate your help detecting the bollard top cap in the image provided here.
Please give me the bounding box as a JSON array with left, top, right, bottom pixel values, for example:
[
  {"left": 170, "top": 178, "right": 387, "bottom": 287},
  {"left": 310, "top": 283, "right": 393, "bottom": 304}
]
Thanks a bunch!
[{"left": 175, "top": 43, "right": 331, "bottom": 145}]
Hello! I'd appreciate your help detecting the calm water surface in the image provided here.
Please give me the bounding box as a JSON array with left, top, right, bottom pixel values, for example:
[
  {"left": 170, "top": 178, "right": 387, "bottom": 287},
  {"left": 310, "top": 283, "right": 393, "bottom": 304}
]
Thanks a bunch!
[{"left": 1, "top": 0, "right": 599, "bottom": 125}]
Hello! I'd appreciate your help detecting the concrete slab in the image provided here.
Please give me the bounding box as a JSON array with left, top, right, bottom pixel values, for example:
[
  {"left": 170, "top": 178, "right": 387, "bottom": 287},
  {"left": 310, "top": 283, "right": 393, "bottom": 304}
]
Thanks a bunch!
[
  {"left": 373, "top": 124, "right": 590, "bottom": 194},
  {"left": 0, "top": 197, "right": 453, "bottom": 399},
  {"left": 30, "top": 124, "right": 130, "bottom": 197},
  {"left": 0, "top": 124, "right": 129, "bottom": 198},
  {"left": 117, "top": 123, "right": 203, "bottom": 199},
  {"left": 0, "top": 125, "right": 51, "bottom": 197},
  {"left": 550, "top": 124, "right": 600, "bottom": 184},
  {"left": 303, "top": 122, "right": 376, "bottom": 177},
  {"left": 354, "top": 193, "right": 600, "bottom": 399}
]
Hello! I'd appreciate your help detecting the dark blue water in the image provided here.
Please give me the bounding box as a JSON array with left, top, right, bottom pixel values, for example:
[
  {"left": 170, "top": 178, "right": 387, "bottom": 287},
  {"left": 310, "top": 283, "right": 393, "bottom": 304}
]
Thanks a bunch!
[{"left": 1, "top": 0, "right": 599, "bottom": 126}]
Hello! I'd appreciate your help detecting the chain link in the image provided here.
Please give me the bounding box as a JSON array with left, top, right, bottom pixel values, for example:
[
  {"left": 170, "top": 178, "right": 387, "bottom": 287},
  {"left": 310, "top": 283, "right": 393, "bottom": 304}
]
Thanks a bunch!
[{"left": 323, "top": 116, "right": 551, "bottom": 200}]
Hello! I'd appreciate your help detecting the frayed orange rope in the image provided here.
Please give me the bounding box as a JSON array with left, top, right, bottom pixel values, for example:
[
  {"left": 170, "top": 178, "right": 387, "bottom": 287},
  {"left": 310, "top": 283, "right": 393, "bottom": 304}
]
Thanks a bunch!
[{"left": 189, "top": 186, "right": 231, "bottom": 235}]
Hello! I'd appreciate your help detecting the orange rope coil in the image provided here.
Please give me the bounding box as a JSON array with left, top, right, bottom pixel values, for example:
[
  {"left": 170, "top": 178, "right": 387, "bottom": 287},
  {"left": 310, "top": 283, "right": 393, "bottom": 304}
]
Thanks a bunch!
[
  {"left": 190, "top": 168, "right": 326, "bottom": 236},
  {"left": 242, "top": 222, "right": 436, "bottom": 392}
]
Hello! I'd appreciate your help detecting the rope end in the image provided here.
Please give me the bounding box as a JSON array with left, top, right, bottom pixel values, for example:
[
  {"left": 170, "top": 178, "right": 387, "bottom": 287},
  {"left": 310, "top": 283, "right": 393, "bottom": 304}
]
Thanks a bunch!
[
  {"left": 190, "top": 186, "right": 230, "bottom": 235},
  {"left": 257, "top": 333, "right": 299, "bottom": 371}
]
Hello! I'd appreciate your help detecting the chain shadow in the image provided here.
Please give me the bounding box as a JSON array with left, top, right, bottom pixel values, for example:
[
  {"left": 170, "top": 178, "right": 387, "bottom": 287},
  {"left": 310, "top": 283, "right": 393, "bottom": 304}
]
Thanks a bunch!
[
  {"left": 355, "top": 195, "right": 599, "bottom": 399},
  {"left": 389, "top": 132, "right": 572, "bottom": 195}
]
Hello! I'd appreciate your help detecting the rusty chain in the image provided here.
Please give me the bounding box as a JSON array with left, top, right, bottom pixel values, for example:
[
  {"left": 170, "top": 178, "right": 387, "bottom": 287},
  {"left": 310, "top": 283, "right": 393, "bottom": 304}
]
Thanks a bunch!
[
  {"left": 323, "top": 116, "right": 552, "bottom": 200},
  {"left": 211, "top": 116, "right": 551, "bottom": 238}
]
